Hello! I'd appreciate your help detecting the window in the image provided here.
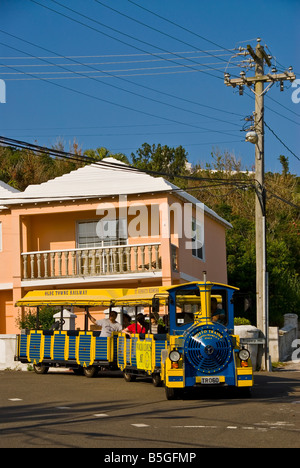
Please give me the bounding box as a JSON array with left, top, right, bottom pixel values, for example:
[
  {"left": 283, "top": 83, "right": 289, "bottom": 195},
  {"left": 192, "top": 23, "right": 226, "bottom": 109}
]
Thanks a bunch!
[
  {"left": 211, "top": 290, "right": 228, "bottom": 326},
  {"left": 76, "top": 219, "right": 128, "bottom": 275},
  {"left": 171, "top": 244, "right": 178, "bottom": 272},
  {"left": 77, "top": 219, "right": 127, "bottom": 248},
  {"left": 175, "top": 289, "right": 201, "bottom": 328},
  {"left": 174, "top": 289, "right": 228, "bottom": 327},
  {"left": 192, "top": 217, "right": 204, "bottom": 260},
  {"left": 77, "top": 221, "right": 100, "bottom": 249}
]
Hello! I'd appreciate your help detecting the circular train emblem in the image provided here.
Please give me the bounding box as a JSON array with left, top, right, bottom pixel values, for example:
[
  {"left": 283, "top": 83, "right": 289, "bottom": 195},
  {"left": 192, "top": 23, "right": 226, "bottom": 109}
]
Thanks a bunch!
[
  {"left": 204, "top": 345, "right": 214, "bottom": 356},
  {"left": 183, "top": 324, "right": 232, "bottom": 374}
]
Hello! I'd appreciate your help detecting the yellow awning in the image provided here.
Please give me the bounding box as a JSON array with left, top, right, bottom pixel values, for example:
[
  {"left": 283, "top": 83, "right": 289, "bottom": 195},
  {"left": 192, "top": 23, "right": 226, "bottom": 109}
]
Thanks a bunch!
[
  {"left": 15, "top": 286, "right": 170, "bottom": 307},
  {"left": 15, "top": 288, "right": 125, "bottom": 307}
]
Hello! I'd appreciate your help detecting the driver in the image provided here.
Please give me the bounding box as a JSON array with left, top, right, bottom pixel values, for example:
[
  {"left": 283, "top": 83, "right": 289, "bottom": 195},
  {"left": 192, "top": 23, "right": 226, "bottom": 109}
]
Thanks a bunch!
[{"left": 211, "top": 297, "right": 226, "bottom": 324}]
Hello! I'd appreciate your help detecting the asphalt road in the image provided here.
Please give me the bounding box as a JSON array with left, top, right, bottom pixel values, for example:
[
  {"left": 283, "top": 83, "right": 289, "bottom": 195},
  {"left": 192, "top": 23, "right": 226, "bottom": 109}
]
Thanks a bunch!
[{"left": 0, "top": 368, "right": 299, "bottom": 450}]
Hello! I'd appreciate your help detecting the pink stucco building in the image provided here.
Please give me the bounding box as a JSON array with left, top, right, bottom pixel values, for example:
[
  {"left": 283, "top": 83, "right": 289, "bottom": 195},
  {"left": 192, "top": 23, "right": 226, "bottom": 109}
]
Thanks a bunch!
[{"left": 0, "top": 158, "right": 231, "bottom": 333}]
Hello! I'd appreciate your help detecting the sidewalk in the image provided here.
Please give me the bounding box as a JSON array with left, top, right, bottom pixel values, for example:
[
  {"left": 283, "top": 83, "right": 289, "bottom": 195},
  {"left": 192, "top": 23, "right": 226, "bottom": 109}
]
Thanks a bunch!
[{"left": 274, "top": 360, "right": 300, "bottom": 372}]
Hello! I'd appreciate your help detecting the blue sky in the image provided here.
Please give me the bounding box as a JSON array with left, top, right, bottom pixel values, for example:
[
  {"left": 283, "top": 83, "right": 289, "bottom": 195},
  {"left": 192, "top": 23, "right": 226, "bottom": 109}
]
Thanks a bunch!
[{"left": 0, "top": 0, "right": 299, "bottom": 175}]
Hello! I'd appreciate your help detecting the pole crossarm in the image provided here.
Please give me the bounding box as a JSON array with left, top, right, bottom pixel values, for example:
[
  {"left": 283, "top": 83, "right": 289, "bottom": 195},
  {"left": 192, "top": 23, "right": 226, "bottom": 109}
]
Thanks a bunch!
[
  {"left": 247, "top": 43, "right": 272, "bottom": 67},
  {"left": 224, "top": 72, "right": 296, "bottom": 87}
]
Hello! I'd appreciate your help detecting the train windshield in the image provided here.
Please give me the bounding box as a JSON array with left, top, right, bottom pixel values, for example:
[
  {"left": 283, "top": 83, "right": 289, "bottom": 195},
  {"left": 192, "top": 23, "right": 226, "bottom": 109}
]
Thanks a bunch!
[
  {"left": 175, "top": 289, "right": 201, "bottom": 327},
  {"left": 175, "top": 288, "right": 228, "bottom": 327}
]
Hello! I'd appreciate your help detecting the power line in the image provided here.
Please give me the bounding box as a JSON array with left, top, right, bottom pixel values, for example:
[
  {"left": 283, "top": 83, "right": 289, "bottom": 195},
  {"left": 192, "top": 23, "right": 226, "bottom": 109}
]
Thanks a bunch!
[
  {"left": 2, "top": 67, "right": 239, "bottom": 81},
  {"left": 264, "top": 121, "right": 300, "bottom": 162},
  {"left": 0, "top": 30, "right": 241, "bottom": 129},
  {"left": 244, "top": 88, "right": 300, "bottom": 128},
  {"left": 265, "top": 93, "right": 300, "bottom": 119},
  {"left": 0, "top": 56, "right": 235, "bottom": 70},
  {"left": 265, "top": 187, "right": 300, "bottom": 211},
  {"left": 1, "top": 134, "right": 244, "bottom": 148},
  {"left": 0, "top": 28, "right": 244, "bottom": 125},
  {"left": 2, "top": 63, "right": 244, "bottom": 121},
  {"left": 28, "top": 0, "right": 226, "bottom": 81},
  {"left": 0, "top": 49, "right": 235, "bottom": 61},
  {"left": 0, "top": 40, "right": 241, "bottom": 137},
  {"left": 0, "top": 123, "right": 181, "bottom": 131},
  {"left": 0, "top": 135, "right": 254, "bottom": 186},
  {"left": 0, "top": 54, "right": 235, "bottom": 69},
  {"left": 127, "top": 0, "right": 234, "bottom": 55},
  {"left": 1, "top": 64, "right": 243, "bottom": 79},
  {"left": 0, "top": 57, "right": 240, "bottom": 75},
  {"left": 10, "top": 1, "right": 247, "bottom": 120},
  {"left": 93, "top": 0, "right": 233, "bottom": 66},
  {"left": 1, "top": 136, "right": 297, "bottom": 211},
  {"left": 53, "top": 0, "right": 236, "bottom": 77}
]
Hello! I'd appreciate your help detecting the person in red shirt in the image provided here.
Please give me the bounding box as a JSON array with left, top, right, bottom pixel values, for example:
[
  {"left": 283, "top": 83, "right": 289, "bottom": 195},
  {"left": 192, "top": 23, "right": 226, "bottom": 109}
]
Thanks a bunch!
[{"left": 123, "top": 313, "right": 147, "bottom": 335}]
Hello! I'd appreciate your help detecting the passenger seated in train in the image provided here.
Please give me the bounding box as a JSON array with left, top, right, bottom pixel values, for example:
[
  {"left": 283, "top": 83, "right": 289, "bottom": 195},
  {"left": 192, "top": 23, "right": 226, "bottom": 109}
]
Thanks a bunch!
[
  {"left": 122, "top": 313, "right": 132, "bottom": 329},
  {"left": 123, "top": 313, "right": 147, "bottom": 336},
  {"left": 150, "top": 314, "right": 167, "bottom": 334}
]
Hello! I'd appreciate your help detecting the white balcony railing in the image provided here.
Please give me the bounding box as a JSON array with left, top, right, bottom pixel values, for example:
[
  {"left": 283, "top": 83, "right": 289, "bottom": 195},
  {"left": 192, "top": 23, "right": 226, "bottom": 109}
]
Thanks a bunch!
[{"left": 21, "top": 243, "right": 162, "bottom": 280}]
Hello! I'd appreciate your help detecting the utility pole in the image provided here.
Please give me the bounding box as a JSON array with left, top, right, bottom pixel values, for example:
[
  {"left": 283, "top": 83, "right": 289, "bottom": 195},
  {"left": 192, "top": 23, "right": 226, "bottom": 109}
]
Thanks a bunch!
[{"left": 224, "top": 38, "right": 296, "bottom": 370}]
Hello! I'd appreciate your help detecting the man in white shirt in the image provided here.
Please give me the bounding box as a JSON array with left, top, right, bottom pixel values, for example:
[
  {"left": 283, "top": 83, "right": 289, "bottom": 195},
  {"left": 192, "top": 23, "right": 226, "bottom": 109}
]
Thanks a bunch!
[{"left": 88, "top": 310, "right": 122, "bottom": 337}]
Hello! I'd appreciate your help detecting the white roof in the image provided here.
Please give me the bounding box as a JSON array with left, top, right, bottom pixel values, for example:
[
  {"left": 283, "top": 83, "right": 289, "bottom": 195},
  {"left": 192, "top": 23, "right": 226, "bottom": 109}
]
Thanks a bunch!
[
  {"left": 1, "top": 158, "right": 173, "bottom": 199},
  {"left": 0, "top": 158, "right": 232, "bottom": 228},
  {"left": 0, "top": 180, "right": 20, "bottom": 197},
  {"left": 0, "top": 181, "right": 20, "bottom": 209}
]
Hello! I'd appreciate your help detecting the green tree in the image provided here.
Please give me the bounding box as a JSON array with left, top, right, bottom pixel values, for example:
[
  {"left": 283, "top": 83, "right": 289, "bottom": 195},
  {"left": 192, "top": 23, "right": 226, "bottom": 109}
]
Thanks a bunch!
[
  {"left": 279, "top": 154, "right": 289, "bottom": 176},
  {"left": 0, "top": 145, "right": 81, "bottom": 191},
  {"left": 131, "top": 143, "right": 189, "bottom": 185},
  {"left": 16, "top": 306, "right": 57, "bottom": 330}
]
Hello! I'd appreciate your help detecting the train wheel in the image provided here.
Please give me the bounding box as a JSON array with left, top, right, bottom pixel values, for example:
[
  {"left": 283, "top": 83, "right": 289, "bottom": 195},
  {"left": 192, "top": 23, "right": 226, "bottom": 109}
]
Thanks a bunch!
[
  {"left": 33, "top": 364, "right": 49, "bottom": 375},
  {"left": 83, "top": 366, "right": 98, "bottom": 378},
  {"left": 165, "top": 386, "right": 182, "bottom": 400},
  {"left": 238, "top": 387, "right": 252, "bottom": 398},
  {"left": 152, "top": 373, "right": 162, "bottom": 387},
  {"left": 123, "top": 371, "right": 136, "bottom": 382}
]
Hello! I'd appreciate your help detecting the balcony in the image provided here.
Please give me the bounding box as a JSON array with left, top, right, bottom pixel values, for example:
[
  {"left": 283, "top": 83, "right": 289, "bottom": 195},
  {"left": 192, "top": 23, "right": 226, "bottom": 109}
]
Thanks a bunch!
[{"left": 21, "top": 243, "right": 162, "bottom": 282}]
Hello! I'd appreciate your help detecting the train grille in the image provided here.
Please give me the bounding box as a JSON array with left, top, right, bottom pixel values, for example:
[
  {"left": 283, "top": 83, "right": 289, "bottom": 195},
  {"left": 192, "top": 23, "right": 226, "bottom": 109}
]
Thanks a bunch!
[{"left": 183, "top": 324, "right": 232, "bottom": 374}]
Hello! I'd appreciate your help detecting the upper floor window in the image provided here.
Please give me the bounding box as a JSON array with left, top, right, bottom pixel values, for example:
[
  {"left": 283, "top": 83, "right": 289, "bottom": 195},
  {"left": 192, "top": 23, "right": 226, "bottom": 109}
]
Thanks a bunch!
[
  {"left": 77, "top": 219, "right": 127, "bottom": 249},
  {"left": 192, "top": 217, "right": 204, "bottom": 261}
]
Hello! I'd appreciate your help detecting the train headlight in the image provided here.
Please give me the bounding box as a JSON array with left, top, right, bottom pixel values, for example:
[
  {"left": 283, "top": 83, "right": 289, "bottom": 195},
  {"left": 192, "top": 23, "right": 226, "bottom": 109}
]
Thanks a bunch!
[
  {"left": 169, "top": 349, "right": 181, "bottom": 362},
  {"left": 239, "top": 348, "right": 250, "bottom": 361}
]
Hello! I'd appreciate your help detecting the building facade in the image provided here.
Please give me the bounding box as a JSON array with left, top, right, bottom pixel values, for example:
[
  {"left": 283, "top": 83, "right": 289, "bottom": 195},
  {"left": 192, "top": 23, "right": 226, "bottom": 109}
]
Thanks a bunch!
[{"left": 0, "top": 158, "right": 231, "bottom": 333}]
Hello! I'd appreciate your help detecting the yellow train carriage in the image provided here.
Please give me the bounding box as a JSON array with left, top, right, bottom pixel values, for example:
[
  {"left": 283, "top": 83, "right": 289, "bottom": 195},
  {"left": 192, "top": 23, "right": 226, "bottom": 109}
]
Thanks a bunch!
[
  {"left": 16, "top": 289, "right": 122, "bottom": 376},
  {"left": 15, "top": 282, "right": 254, "bottom": 399},
  {"left": 17, "top": 328, "right": 118, "bottom": 376},
  {"left": 117, "top": 332, "right": 168, "bottom": 386}
]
